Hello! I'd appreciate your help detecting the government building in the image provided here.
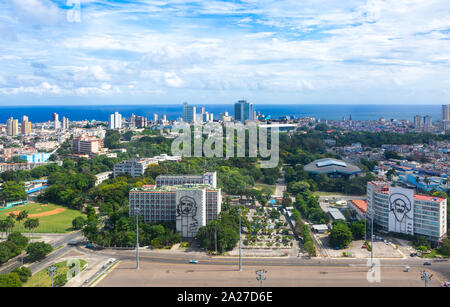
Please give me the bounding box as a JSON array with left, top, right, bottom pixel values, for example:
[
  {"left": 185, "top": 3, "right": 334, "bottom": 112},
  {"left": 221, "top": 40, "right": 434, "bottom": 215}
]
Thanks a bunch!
[
  {"left": 129, "top": 174, "right": 221, "bottom": 238},
  {"left": 367, "top": 181, "right": 447, "bottom": 243}
]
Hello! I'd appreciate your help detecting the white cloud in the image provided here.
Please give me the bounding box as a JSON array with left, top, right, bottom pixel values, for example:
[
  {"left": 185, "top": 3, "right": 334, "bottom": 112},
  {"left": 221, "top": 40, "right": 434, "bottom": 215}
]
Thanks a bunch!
[{"left": 0, "top": 0, "right": 449, "bottom": 103}]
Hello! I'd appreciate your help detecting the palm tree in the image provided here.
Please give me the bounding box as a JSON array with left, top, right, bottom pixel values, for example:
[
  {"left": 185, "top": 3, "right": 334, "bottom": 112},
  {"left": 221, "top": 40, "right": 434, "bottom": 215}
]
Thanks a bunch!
[
  {"left": 24, "top": 218, "right": 40, "bottom": 240},
  {"left": 16, "top": 210, "right": 29, "bottom": 233},
  {"left": 0, "top": 220, "right": 7, "bottom": 239},
  {"left": 4, "top": 216, "right": 15, "bottom": 238}
]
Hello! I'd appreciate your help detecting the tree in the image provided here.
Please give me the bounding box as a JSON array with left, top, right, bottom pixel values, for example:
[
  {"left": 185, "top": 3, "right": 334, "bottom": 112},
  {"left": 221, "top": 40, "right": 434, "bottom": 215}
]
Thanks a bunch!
[
  {"left": 439, "top": 237, "right": 450, "bottom": 257},
  {"left": 7, "top": 232, "right": 29, "bottom": 250},
  {"left": 329, "top": 222, "right": 353, "bottom": 249},
  {"left": 0, "top": 272, "right": 22, "bottom": 287},
  {"left": 15, "top": 210, "right": 29, "bottom": 233},
  {"left": 11, "top": 267, "right": 32, "bottom": 283},
  {"left": 0, "top": 182, "right": 27, "bottom": 203},
  {"left": 54, "top": 274, "right": 68, "bottom": 287},
  {"left": 26, "top": 242, "right": 53, "bottom": 262},
  {"left": 0, "top": 244, "right": 10, "bottom": 264},
  {"left": 350, "top": 221, "right": 366, "bottom": 240},
  {"left": 72, "top": 216, "right": 87, "bottom": 230},
  {"left": 24, "top": 218, "right": 39, "bottom": 236}
]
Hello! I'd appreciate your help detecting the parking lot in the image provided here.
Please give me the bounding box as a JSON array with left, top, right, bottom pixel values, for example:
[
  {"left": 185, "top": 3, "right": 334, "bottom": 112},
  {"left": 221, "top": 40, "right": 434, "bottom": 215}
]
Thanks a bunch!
[{"left": 320, "top": 238, "right": 405, "bottom": 259}]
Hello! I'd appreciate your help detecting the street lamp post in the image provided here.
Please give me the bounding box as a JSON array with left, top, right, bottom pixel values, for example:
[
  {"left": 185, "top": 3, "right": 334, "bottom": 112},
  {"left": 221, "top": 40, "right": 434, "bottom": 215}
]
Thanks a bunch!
[
  {"left": 214, "top": 220, "right": 218, "bottom": 255},
  {"left": 135, "top": 207, "right": 140, "bottom": 270},
  {"left": 256, "top": 269, "right": 267, "bottom": 287},
  {"left": 421, "top": 270, "right": 432, "bottom": 287},
  {"left": 48, "top": 265, "right": 57, "bottom": 287},
  {"left": 238, "top": 208, "right": 242, "bottom": 272}
]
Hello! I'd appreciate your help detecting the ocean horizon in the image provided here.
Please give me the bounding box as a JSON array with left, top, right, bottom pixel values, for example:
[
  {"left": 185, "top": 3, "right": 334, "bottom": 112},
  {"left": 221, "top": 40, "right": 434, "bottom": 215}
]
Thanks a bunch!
[{"left": 0, "top": 104, "right": 441, "bottom": 123}]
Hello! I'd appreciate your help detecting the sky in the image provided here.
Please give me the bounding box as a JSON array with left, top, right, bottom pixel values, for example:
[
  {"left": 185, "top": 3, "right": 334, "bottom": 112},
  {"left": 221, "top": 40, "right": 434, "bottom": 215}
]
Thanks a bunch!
[{"left": 0, "top": 0, "right": 449, "bottom": 105}]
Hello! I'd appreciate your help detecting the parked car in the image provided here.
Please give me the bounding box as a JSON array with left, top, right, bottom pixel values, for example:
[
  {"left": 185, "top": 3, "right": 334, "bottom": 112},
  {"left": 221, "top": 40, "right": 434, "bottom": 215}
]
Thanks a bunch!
[
  {"left": 362, "top": 245, "right": 367, "bottom": 249},
  {"left": 85, "top": 243, "right": 94, "bottom": 249},
  {"left": 68, "top": 239, "right": 78, "bottom": 246},
  {"left": 423, "top": 262, "right": 432, "bottom": 266},
  {"left": 404, "top": 266, "right": 410, "bottom": 272},
  {"left": 441, "top": 282, "right": 450, "bottom": 287},
  {"left": 189, "top": 259, "right": 198, "bottom": 264}
]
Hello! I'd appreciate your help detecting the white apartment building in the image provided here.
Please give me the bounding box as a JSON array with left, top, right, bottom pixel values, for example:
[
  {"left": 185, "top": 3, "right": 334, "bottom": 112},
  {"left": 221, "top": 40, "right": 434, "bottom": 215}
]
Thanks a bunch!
[
  {"left": 109, "top": 112, "right": 122, "bottom": 130},
  {"left": 129, "top": 184, "right": 221, "bottom": 238},
  {"left": 95, "top": 171, "right": 112, "bottom": 186},
  {"left": 113, "top": 158, "right": 155, "bottom": 178},
  {"left": 367, "top": 181, "right": 447, "bottom": 242},
  {"left": 6, "top": 117, "right": 19, "bottom": 136},
  {"left": 155, "top": 172, "right": 217, "bottom": 188}
]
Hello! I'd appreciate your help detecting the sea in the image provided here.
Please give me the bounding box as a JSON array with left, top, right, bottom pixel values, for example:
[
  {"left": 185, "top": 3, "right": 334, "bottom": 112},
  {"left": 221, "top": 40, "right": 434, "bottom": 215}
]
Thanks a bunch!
[{"left": 0, "top": 104, "right": 442, "bottom": 123}]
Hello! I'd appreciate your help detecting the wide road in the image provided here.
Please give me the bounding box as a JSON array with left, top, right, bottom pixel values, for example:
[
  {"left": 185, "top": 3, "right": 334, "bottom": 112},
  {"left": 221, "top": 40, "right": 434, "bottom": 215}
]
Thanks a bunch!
[
  {"left": 97, "top": 260, "right": 443, "bottom": 287},
  {"left": 0, "top": 231, "right": 82, "bottom": 275},
  {"left": 84, "top": 247, "right": 450, "bottom": 284}
]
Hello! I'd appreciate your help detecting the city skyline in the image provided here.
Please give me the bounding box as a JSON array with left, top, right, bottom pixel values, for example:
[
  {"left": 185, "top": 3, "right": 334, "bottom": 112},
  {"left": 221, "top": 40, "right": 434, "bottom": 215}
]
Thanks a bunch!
[{"left": 0, "top": 0, "right": 449, "bottom": 105}]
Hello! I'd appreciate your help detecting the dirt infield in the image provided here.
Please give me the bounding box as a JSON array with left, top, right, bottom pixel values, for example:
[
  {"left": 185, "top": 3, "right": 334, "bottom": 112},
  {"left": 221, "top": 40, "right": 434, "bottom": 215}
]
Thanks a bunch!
[{"left": 6, "top": 208, "right": 66, "bottom": 218}]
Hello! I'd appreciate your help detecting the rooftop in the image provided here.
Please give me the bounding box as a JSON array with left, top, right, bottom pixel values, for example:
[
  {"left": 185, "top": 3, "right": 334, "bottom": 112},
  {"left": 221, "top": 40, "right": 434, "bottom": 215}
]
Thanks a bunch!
[
  {"left": 348, "top": 199, "right": 367, "bottom": 214},
  {"left": 304, "top": 158, "right": 361, "bottom": 175},
  {"left": 131, "top": 184, "right": 218, "bottom": 192}
]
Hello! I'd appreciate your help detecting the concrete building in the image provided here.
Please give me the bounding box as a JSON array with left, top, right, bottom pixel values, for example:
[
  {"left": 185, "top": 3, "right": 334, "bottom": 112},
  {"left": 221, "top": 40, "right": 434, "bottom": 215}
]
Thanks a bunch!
[
  {"left": 156, "top": 172, "right": 217, "bottom": 189},
  {"left": 19, "top": 152, "right": 51, "bottom": 163},
  {"left": 53, "top": 113, "right": 61, "bottom": 130},
  {"left": 129, "top": 184, "right": 221, "bottom": 238},
  {"left": 183, "top": 102, "right": 196, "bottom": 123},
  {"left": 304, "top": 158, "right": 362, "bottom": 179},
  {"left": 109, "top": 112, "right": 122, "bottom": 130},
  {"left": 328, "top": 207, "right": 346, "bottom": 221},
  {"left": 71, "top": 135, "right": 104, "bottom": 154},
  {"left": 62, "top": 116, "right": 69, "bottom": 130},
  {"left": 234, "top": 100, "right": 254, "bottom": 122},
  {"left": 442, "top": 105, "right": 450, "bottom": 121},
  {"left": 347, "top": 199, "right": 367, "bottom": 220},
  {"left": 414, "top": 115, "right": 423, "bottom": 130},
  {"left": 424, "top": 115, "right": 433, "bottom": 130},
  {"left": 95, "top": 171, "right": 112, "bottom": 186},
  {"left": 366, "top": 181, "right": 447, "bottom": 242},
  {"left": 113, "top": 158, "right": 155, "bottom": 178},
  {"left": 6, "top": 117, "right": 19, "bottom": 136},
  {"left": 21, "top": 116, "right": 32, "bottom": 135},
  {"left": 135, "top": 116, "right": 148, "bottom": 128},
  {"left": 221, "top": 112, "right": 232, "bottom": 122}
]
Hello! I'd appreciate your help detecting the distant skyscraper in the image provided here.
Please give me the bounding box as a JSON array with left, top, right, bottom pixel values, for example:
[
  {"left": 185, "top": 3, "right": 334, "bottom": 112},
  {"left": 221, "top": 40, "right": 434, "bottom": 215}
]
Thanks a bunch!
[
  {"left": 183, "top": 102, "right": 196, "bottom": 123},
  {"left": 424, "top": 115, "right": 432, "bottom": 129},
  {"left": 153, "top": 113, "right": 158, "bottom": 123},
  {"left": 109, "top": 112, "right": 122, "bottom": 129},
  {"left": 136, "top": 116, "right": 148, "bottom": 128},
  {"left": 414, "top": 115, "right": 423, "bottom": 130},
  {"left": 234, "top": 100, "right": 254, "bottom": 122},
  {"left": 62, "top": 116, "right": 69, "bottom": 130},
  {"left": 53, "top": 113, "right": 61, "bottom": 130},
  {"left": 21, "top": 116, "right": 32, "bottom": 135},
  {"left": 6, "top": 117, "right": 19, "bottom": 136},
  {"left": 200, "top": 107, "right": 205, "bottom": 114},
  {"left": 442, "top": 105, "right": 450, "bottom": 121},
  {"left": 162, "top": 114, "right": 167, "bottom": 122}
]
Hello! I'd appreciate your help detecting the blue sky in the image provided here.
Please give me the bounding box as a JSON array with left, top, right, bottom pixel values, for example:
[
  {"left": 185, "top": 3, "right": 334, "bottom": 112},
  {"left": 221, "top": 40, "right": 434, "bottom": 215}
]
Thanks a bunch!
[{"left": 0, "top": 0, "right": 449, "bottom": 105}]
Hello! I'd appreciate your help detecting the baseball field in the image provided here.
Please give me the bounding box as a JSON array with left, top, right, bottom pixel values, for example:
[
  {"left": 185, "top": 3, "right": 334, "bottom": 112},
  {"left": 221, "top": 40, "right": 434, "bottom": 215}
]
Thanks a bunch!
[{"left": 0, "top": 202, "right": 86, "bottom": 233}]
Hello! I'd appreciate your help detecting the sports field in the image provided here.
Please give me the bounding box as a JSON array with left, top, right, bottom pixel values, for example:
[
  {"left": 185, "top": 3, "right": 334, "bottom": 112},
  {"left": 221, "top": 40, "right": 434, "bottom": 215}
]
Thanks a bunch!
[{"left": 0, "top": 202, "right": 85, "bottom": 233}]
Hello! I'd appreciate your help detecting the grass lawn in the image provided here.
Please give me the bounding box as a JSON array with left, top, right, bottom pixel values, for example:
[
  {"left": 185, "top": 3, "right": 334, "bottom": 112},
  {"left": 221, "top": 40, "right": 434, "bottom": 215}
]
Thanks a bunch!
[
  {"left": 0, "top": 202, "right": 86, "bottom": 233},
  {"left": 24, "top": 259, "right": 87, "bottom": 287},
  {"left": 254, "top": 183, "right": 276, "bottom": 195}
]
